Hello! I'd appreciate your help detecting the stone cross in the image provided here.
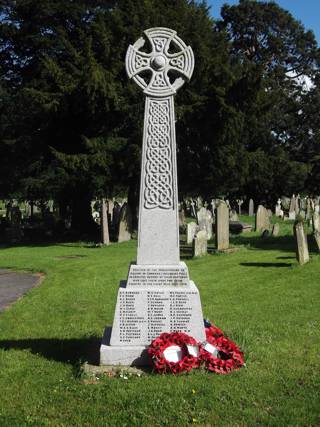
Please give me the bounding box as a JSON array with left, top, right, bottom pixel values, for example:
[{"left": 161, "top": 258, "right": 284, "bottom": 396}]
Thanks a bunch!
[
  {"left": 126, "top": 27, "right": 194, "bottom": 265},
  {"left": 100, "top": 28, "right": 205, "bottom": 366}
]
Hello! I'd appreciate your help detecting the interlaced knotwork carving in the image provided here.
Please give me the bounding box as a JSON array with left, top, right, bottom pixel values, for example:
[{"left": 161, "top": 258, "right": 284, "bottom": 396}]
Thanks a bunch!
[{"left": 144, "top": 99, "right": 173, "bottom": 209}]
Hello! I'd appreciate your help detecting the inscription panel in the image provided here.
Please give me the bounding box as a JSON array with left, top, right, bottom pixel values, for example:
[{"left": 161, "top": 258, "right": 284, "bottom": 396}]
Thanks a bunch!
[
  {"left": 127, "top": 265, "right": 189, "bottom": 286},
  {"left": 110, "top": 284, "right": 204, "bottom": 346}
]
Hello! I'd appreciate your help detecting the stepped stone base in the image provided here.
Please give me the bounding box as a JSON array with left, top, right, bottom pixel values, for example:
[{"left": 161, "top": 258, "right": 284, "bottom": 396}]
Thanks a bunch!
[{"left": 100, "top": 268, "right": 205, "bottom": 366}]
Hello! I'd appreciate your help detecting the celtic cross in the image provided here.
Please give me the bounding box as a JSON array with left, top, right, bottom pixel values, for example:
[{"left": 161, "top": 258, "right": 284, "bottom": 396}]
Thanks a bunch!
[{"left": 126, "top": 27, "right": 194, "bottom": 265}]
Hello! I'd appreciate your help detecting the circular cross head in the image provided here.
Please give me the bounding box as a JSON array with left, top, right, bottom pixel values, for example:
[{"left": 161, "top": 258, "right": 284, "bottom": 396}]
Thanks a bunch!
[{"left": 125, "top": 27, "right": 194, "bottom": 97}]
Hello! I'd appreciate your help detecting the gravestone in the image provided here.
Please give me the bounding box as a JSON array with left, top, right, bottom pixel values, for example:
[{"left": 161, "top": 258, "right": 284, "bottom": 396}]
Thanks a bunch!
[
  {"left": 193, "top": 230, "right": 207, "bottom": 257},
  {"left": 255, "top": 205, "right": 270, "bottom": 232},
  {"left": 101, "top": 28, "right": 205, "bottom": 366},
  {"left": 314, "top": 231, "right": 320, "bottom": 252},
  {"left": 248, "top": 199, "right": 254, "bottom": 216},
  {"left": 271, "top": 223, "right": 280, "bottom": 236},
  {"left": 101, "top": 199, "right": 110, "bottom": 245},
  {"left": 229, "top": 210, "right": 239, "bottom": 221},
  {"left": 190, "top": 200, "right": 197, "bottom": 218},
  {"left": 294, "top": 222, "right": 309, "bottom": 265},
  {"left": 215, "top": 201, "right": 229, "bottom": 250},
  {"left": 178, "top": 204, "right": 186, "bottom": 229},
  {"left": 187, "top": 221, "right": 199, "bottom": 244},
  {"left": 289, "top": 195, "right": 296, "bottom": 220},
  {"left": 118, "top": 203, "right": 132, "bottom": 243},
  {"left": 275, "top": 198, "right": 283, "bottom": 217},
  {"left": 236, "top": 199, "right": 243, "bottom": 215},
  {"left": 197, "top": 207, "right": 213, "bottom": 240},
  {"left": 312, "top": 211, "right": 320, "bottom": 233},
  {"left": 108, "top": 199, "right": 114, "bottom": 223}
]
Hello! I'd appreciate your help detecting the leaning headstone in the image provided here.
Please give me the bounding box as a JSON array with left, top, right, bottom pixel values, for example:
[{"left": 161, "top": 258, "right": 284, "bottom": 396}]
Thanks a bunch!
[
  {"left": 101, "top": 28, "right": 205, "bottom": 366},
  {"left": 271, "top": 223, "right": 280, "bottom": 236},
  {"left": 255, "top": 205, "right": 270, "bottom": 232},
  {"left": 193, "top": 229, "right": 207, "bottom": 257},
  {"left": 248, "top": 199, "right": 254, "bottom": 216},
  {"left": 101, "top": 199, "right": 110, "bottom": 245},
  {"left": 294, "top": 221, "right": 309, "bottom": 265},
  {"left": 118, "top": 203, "right": 132, "bottom": 242},
  {"left": 215, "top": 201, "right": 229, "bottom": 250},
  {"left": 187, "top": 222, "right": 199, "bottom": 244}
]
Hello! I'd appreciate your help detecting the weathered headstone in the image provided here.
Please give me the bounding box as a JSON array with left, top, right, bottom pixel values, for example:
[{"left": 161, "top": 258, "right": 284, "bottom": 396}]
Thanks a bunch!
[
  {"left": 101, "top": 28, "right": 205, "bottom": 366},
  {"left": 187, "top": 221, "right": 199, "bottom": 244},
  {"left": 193, "top": 229, "right": 208, "bottom": 257},
  {"left": 215, "top": 201, "right": 229, "bottom": 250},
  {"left": 271, "top": 223, "right": 280, "bottom": 237},
  {"left": 101, "top": 199, "right": 110, "bottom": 245},
  {"left": 197, "top": 207, "right": 213, "bottom": 239},
  {"left": 255, "top": 205, "right": 270, "bottom": 232},
  {"left": 312, "top": 211, "right": 320, "bottom": 233},
  {"left": 294, "top": 221, "right": 309, "bottom": 265},
  {"left": 229, "top": 210, "right": 239, "bottom": 221},
  {"left": 248, "top": 199, "right": 254, "bottom": 216},
  {"left": 190, "top": 200, "right": 197, "bottom": 218},
  {"left": 289, "top": 194, "right": 296, "bottom": 220},
  {"left": 314, "top": 231, "right": 320, "bottom": 252},
  {"left": 118, "top": 203, "right": 132, "bottom": 242}
]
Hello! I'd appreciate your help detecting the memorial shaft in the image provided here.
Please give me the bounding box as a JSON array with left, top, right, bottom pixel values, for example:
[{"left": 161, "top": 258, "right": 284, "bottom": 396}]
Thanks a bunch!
[{"left": 138, "top": 95, "right": 179, "bottom": 264}]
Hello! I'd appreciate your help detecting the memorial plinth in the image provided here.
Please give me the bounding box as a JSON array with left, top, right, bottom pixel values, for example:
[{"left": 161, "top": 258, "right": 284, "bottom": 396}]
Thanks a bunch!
[{"left": 100, "top": 28, "right": 205, "bottom": 366}]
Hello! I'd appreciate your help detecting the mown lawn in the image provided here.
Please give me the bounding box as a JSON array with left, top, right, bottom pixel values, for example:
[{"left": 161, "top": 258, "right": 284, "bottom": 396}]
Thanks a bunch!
[{"left": 0, "top": 217, "right": 319, "bottom": 426}]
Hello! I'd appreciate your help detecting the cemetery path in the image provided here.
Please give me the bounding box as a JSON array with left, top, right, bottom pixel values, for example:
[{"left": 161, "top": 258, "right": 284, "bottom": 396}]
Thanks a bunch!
[{"left": 0, "top": 269, "right": 43, "bottom": 313}]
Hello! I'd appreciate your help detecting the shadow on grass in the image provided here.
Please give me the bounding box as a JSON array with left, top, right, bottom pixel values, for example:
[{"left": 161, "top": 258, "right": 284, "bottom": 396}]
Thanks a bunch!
[
  {"left": 0, "top": 337, "right": 101, "bottom": 376},
  {"left": 240, "top": 262, "right": 293, "bottom": 268}
]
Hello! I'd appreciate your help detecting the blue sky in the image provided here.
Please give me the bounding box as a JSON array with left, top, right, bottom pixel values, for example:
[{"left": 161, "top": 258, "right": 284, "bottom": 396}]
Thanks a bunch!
[{"left": 208, "top": 0, "right": 320, "bottom": 43}]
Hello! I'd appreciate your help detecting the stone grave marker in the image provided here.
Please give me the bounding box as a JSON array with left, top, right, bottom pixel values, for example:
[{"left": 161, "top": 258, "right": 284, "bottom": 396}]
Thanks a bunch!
[
  {"left": 197, "top": 207, "right": 213, "bottom": 240},
  {"left": 294, "top": 221, "right": 309, "bottom": 265},
  {"left": 271, "top": 223, "right": 280, "bottom": 236},
  {"left": 215, "top": 201, "right": 229, "bottom": 250},
  {"left": 314, "top": 231, "right": 320, "bottom": 252},
  {"left": 118, "top": 203, "right": 132, "bottom": 243},
  {"left": 312, "top": 211, "right": 320, "bottom": 233},
  {"left": 101, "top": 199, "right": 110, "bottom": 245},
  {"left": 236, "top": 199, "right": 243, "bottom": 215},
  {"left": 255, "top": 205, "right": 270, "bottom": 232},
  {"left": 289, "top": 195, "right": 296, "bottom": 220},
  {"left": 187, "top": 221, "right": 199, "bottom": 244},
  {"left": 101, "top": 27, "right": 205, "bottom": 366},
  {"left": 190, "top": 200, "right": 197, "bottom": 218},
  {"left": 229, "top": 210, "right": 239, "bottom": 221},
  {"left": 193, "top": 229, "right": 207, "bottom": 257},
  {"left": 248, "top": 199, "right": 254, "bottom": 216}
]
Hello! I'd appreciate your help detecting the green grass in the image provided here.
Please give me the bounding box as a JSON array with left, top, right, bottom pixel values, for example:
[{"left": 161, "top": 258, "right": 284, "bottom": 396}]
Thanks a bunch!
[{"left": 0, "top": 218, "right": 319, "bottom": 426}]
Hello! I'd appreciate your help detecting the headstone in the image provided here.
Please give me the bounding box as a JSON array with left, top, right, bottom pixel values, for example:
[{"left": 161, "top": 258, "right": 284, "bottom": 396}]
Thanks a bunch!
[
  {"left": 271, "top": 223, "right": 280, "bottom": 236},
  {"left": 215, "top": 201, "right": 229, "bottom": 250},
  {"left": 255, "top": 205, "right": 270, "bottom": 232},
  {"left": 178, "top": 204, "right": 186, "bottom": 229},
  {"left": 101, "top": 198, "right": 110, "bottom": 245},
  {"left": 108, "top": 199, "right": 114, "bottom": 223},
  {"left": 236, "top": 199, "right": 243, "bottom": 215},
  {"left": 267, "top": 209, "right": 273, "bottom": 218},
  {"left": 248, "top": 199, "right": 254, "bottom": 216},
  {"left": 229, "top": 210, "right": 239, "bottom": 221},
  {"left": 197, "top": 207, "right": 213, "bottom": 239},
  {"left": 112, "top": 202, "right": 121, "bottom": 229},
  {"left": 275, "top": 198, "right": 283, "bottom": 218},
  {"left": 312, "top": 212, "right": 320, "bottom": 233},
  {"left": 197, "top": 196, "right": 203, "bottom": 209},
  {"left": 101, "top": 28, "right": 205, "bottom": 366},
  {"left": 289, "top": 194, "right": 296, "bottom": 219},
  {"left": 118, "top": 203, "right": 132, "bottom": 242},
  {"left": 314, "top": 231, "right": 320, "bottom": 252},
  {"left": 261, "top": 229, "right": 270, "bottom": 238},
  {"left": 187, "top": 221, "right": 199, "bottom": 244},
  {"left": 193, "top": 230, "right": 207, "bottom": 257},
  {"left": 190, "top": 200, "right": 197, "bottom": 218},
  {"left": 294, "top": 221, "right": 309, "bottom": 265}
]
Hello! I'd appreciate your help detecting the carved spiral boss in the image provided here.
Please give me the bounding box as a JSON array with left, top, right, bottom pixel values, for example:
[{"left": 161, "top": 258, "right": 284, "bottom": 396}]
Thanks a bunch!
[{"left": 126, "top": 28, "right": 194, "bottom": 211}]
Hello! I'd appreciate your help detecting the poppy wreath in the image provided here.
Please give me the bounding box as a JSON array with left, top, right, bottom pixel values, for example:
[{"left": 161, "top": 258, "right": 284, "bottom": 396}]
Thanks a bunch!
[
  {"left": 148, "top": 331, "right": 200, "bottom": 374},
  {"left": 199, "top": 326, "right": 245, "bottom": 374}
]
